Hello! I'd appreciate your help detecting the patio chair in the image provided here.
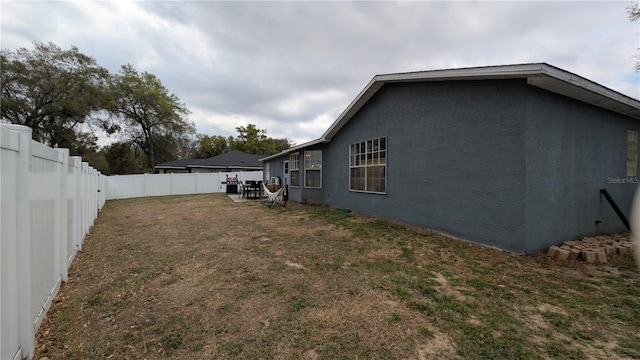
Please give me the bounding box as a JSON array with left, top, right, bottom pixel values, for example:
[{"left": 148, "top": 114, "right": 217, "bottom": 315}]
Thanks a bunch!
[
  {"left": 242, "top": 180, "right": 261, "bottom": 199},
  {"left": 262, "top": 183, "right": 288, "bottom": 208}
]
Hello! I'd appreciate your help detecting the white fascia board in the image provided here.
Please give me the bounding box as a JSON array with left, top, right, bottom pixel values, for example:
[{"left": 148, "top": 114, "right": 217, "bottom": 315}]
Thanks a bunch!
[
  {"left": 538, "top": 64, "right": 640, "bottom": 112},
  {"left": 308, "top": 63, "right": 640, "bottom": 148},
  {"left": 320, "top": 77, "right": 384, "bottom": 140},
  {"left": 377, "top": 63, "right": 546, "bottom": 83},
  {"left": 259, "top": 138, "right": 326, "bottom": 162}
]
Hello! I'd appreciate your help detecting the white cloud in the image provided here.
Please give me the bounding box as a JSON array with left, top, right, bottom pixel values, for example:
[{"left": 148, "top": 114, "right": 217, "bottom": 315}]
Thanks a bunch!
[
  {"left": 2, "top": 0, "right": 638, "bottom": 147},
  {"left": 275, "top": 89, "right": 348, "bottom": 117}
]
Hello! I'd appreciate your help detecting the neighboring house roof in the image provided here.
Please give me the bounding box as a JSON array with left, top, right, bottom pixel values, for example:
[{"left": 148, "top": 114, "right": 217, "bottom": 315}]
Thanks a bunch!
[
  {"left": 155, "top": 150, "right": 264, "bottom": 171},
  {"left": 261, "top": 62, "right": 640, "bottom": 161},
  {"left": 188, "top": 150, "right": 264, "bottom": 170},
  {"left": 154, "top": 158, "right": 201, "bottom": 170}
]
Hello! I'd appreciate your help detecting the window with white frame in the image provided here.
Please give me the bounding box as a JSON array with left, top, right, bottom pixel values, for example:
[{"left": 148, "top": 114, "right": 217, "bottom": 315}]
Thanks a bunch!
[
  {"left": 290, "top": 152, "right": 300, "bottom": 187},
  {"left": 627, "top": 130, "right": 638, "bottom": 177},
  {"left": 349, "top": 137, "right": 386, "bottom": 193},
  {"left": 304, "top": 150, "right": 322, "bottom": 188}
]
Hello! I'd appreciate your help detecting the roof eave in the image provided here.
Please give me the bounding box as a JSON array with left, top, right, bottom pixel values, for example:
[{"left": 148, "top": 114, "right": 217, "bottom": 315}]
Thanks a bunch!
[
  {"left": 186, "top": 165, "right": 262, "bottom": 169},
  {"left": 154, "top": 166, "right": 187, "bottom": 170},
  {"left": 321, "top": 63, "right": 640, "bottom": 142},
  {"left": 260, "top": 138, "right": 328, "bottom": 162},
  {"left": 267, "top": 63, "right": 640, "bottom": 162}
]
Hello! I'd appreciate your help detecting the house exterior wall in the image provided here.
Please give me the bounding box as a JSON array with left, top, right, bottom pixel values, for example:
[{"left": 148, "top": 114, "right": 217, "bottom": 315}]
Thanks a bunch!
[
  {"left": 263, "top": 155, "right": 300, "bottom": 201},
  {"left": 189, "top": 168, "right": 214, "bottom": 173},
  {"left": 324, "top": 79, "right": 529, "bottom": 252},
  {"left": 262, "top": 78, "right": 639, "bottom": 253},
  {"left": 524, "top": 86, "right": 639, "bottom": 253},
  {"left": 157, "top": 169, "right": 191, "bottom": 174},
  {"left": 264, "top": 147, "right": 327, "bottom": 204},
  {"left": 264, "top": 160, "right": 283, "bottom": 184},
  {"left": 300, "top": 145, "right": 328, "bottom": 204}
]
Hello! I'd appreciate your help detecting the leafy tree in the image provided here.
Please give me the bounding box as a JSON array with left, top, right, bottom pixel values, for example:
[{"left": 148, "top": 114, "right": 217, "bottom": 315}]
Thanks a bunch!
[
  {"left": 173, "top": 133, "right": 198, "bottom": 160},
  {"left": 274, "top": 137, "right": 295, "bottom": 153},
  {"left": 629, "top": 2, "right": 640, "bottom": 71},
  {"left": 229, "top": 124, "right": 277, "bottom": 155},
  {"left": 102, "top": 141, "right": 145, "bottom": 175},
  {"left": 195, "top": 124, "right": 293, "bottom": 156},
  {"left": 82, "top": 148, "right": 109, "bottom": 174},
  {"left": 0, "top": 42, "right": 110, "bottom": 149},
  {"left": 107, "top": 64, "right": 195, "bottom": 171},
  {"left": 193, "top": 133, "right": 230, "bottom": 158}
]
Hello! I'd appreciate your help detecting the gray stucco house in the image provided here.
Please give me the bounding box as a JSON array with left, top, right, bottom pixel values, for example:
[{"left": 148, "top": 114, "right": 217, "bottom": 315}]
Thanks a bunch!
[{"left": 261, "top": 63, "right": 640, "bottom": 253}]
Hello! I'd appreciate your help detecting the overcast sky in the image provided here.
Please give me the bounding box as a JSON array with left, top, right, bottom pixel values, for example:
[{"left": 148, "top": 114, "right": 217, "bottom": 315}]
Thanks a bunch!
[{"left": 2, "top": 1, "right": 639, "bottom": 146}]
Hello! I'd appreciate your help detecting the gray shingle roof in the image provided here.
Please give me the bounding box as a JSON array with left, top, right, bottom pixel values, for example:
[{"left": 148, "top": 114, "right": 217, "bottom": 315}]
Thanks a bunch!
[
  {"left": 154, "top": 158, "right": 201, "bottom": 169},
  {"left": 189, "top": 150, "right": 264, "bottom": 169},
  {"left": 155, "top": 150, "right": 264, "bottom": 171}
]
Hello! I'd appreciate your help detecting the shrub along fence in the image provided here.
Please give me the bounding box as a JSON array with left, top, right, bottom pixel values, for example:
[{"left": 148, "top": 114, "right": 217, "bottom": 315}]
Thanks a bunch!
[{"left": 1, "top": 124, "right": 105, "bottom": 360}]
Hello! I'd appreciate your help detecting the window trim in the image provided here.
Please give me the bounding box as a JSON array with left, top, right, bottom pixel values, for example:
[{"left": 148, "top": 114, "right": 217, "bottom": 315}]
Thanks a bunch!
[
  {"left": 304, "top": 150, "right": 322, "bottom": 189},
  {"left": 349, "top": 137, "right": 387, "bottom": 194},
  {"left": 289, "top": 152, "right": 300, "bottom": 187}
]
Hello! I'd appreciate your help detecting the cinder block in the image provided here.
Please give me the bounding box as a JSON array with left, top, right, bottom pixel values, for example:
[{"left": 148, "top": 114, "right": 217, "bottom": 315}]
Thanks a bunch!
[
  {"left": 596, "top": 252, "right": 607, "bottom": 264},
  {"left": 583, "top": 251, "right": 597, "bottom": 263},
  {"left": 569, "top": 249, "right": 581, "bottom": 260},
  {"left": 547, "top": 246, "right": 560, "bottom": 259},
  {"left": 556, "top": 248, "right": 570, "bottom": 261},
  {"left": 605, "top": 246, "right": 616, "bottom": 255},
  {"left": 616, "top": 246, "right": 628, "bottom": 254}
]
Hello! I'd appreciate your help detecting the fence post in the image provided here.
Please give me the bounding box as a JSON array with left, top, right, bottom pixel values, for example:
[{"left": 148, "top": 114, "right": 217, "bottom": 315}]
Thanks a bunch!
[
  {"left": 5, "top": 125, "right": 36, "bottom": 359},
  {"left": 71, "top": 157, "right": 82, "bottom": 252},
  {"left": 98, "top": 172, "right": 104, "bottom": 211},
  {"left": 56, "top": 149, "right": 69, "bottom": 282},
  {"left": 111, "top": 174, "right": 118, "bottom": 200},
  {"left": 80, "top": 162, "right": 88, "bottom": 244},
  {"left": 144, "top": 173, "right": 148, "bottom": 197},
  {"left": 90, "top": 168, "right": 97, "bottom": 226}
]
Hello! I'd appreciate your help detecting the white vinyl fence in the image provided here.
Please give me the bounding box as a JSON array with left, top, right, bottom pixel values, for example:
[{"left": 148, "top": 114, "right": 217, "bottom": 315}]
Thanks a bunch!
[
  {"left": 105, "top": 171, "right": 263, "bottom": 200},
  {"left": 1, "top": 124, "right": 105, "bottom": 360}
]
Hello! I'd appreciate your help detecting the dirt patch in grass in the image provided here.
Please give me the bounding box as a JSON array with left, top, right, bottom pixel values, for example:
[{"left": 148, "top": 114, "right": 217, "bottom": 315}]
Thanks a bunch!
[{"left": 35, "top": 194, "right": 640, "bottom": 359}]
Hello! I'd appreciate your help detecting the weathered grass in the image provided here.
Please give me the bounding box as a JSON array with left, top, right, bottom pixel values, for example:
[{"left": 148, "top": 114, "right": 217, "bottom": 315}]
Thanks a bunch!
[{"left": 35, "top": 194, "right": 640, "bottom": 359}]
